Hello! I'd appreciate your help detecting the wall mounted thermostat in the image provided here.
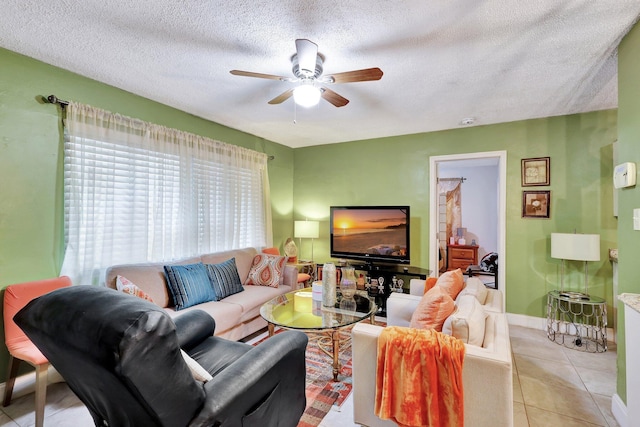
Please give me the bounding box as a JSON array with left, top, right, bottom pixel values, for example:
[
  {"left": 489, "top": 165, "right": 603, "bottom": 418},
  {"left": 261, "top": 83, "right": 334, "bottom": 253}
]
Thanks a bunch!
[{"left": 614, "top": 162, "right": 636, "bottom": 189}]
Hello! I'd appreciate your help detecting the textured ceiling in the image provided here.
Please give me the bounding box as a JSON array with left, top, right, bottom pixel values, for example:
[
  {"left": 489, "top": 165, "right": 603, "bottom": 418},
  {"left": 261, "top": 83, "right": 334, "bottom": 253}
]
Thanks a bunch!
[{"left": 2, "top": 1, "right": 639, "bottom": 148}]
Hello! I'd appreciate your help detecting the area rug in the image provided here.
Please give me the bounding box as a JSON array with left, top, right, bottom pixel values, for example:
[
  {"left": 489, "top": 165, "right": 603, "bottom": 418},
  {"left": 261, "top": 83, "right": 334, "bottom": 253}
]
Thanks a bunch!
[{"left": 251, "top": 319, "right": 385, "bottom": 427}]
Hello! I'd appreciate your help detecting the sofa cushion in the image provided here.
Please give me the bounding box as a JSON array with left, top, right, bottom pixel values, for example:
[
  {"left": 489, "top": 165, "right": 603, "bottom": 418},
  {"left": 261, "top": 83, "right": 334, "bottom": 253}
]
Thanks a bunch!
[
  {"left": 201, "top": 248, "right": 258, "bottom": 283},
  {"left": 116, "top": 275, "right": 154, "bottom": 302},
  {"left": 164, "top": 263, "right": 217, "bottom": 310},
  {"left": 223, "top": 283, "right": 293, "bottom": 322},
  {"left": 409, "top": 286, "right": 455, "bottom": 331},
  {"left": 457, "top": 277, "right": 489, "bottom": 305},
  {"left": 442, "top": 294, "right": 488, "bottom": 346},
  {"left": 245, "top": 254, "right": 287, "bottom": 288},
  {"left": 205, "top": 258, "right": 244, "bottom": 300},
  {"left": 165, "top": 301, "right": 243, "bottom": 336},
  {"left": 436, "top": 268, "right": 464, "bottom": 299}
]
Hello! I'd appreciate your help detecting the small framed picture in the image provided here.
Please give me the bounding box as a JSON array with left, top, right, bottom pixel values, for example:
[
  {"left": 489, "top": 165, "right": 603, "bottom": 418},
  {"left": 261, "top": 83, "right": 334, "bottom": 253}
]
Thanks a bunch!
[
  {"left": 521, "top": 157, "right": 550, "bottom": 186},
  {"left": 522, "top": 191, "right": 550, "bottom": 218}
]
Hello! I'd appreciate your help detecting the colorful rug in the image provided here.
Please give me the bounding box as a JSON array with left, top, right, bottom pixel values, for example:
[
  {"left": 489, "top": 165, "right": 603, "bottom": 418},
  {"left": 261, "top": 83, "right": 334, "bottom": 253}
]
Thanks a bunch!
[{"left": 251, "top": 320, "right": 385, "bottom": 427}]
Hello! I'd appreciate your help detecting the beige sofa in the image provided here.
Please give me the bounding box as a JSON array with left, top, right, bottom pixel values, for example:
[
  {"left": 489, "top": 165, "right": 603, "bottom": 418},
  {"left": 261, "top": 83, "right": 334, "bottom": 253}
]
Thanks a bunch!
[
  {"left": 105, "top": 247, "right": 298, "bottom": 341},
  {"left": 352, "top": 278, "right": 513, "bottom": 427}
]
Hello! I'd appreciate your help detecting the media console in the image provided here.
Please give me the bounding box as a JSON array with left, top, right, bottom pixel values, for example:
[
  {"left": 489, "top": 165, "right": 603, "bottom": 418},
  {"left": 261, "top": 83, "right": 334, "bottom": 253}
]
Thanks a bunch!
[{"left": 316, "top": 262, "right": 430, "bottom": 317}]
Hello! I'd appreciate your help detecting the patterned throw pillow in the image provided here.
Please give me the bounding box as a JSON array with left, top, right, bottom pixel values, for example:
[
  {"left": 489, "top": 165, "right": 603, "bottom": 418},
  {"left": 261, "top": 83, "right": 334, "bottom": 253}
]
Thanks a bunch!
[
  {"left": 205, "top": 258, "right": 244, "bottom": 300},
  {"left": 115, "top": 275, "right": 154, "bottom": 303},
  {"left": 164, "top": 263, "right": 217, "bottom": 310},
  {"left": 244, "top": 254, "right": 287, "bottom": 288}
]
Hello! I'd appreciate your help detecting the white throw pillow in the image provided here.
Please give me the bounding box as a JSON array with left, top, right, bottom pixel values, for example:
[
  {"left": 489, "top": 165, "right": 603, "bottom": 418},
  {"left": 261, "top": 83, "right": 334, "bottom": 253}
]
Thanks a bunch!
[
  {"left": 442, "top": 294, "right": 488, "bottom": 347},
  {"left": 457, "top": 277, "right": 489, "bottom": 305},
  {"left": 180, "top": 349, "right": 213, "bottom": 383}
]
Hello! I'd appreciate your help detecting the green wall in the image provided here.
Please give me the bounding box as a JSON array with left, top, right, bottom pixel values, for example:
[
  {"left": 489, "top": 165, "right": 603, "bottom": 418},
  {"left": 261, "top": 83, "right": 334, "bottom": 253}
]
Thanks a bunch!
[
  {"left": 0, "top": 34, "right": 632, "bottom": 402},
  {"left": 0, "top": 47, "right": 294, "bottom": 379},
  {"left": 293, "top": 113, "right": 618, "bottom": 322},
  {"left": 615, "top": 19, "right": 640, "bottom": 405}
]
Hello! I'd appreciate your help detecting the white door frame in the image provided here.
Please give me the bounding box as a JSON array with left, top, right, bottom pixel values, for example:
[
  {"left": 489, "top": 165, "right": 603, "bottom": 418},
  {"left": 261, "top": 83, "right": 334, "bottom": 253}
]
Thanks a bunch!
[{"left": 429, "top": 150, "right": 507, "bottom": 309}]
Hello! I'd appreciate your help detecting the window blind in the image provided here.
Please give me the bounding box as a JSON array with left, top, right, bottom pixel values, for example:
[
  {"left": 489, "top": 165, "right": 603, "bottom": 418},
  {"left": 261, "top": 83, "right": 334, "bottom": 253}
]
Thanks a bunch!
[{"left": 60, "top": 102, "right": 271, "bottom": 286}]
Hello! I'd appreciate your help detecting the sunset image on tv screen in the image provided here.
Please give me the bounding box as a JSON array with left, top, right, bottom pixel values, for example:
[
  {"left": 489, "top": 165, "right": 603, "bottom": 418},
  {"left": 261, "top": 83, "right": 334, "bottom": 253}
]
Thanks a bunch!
[{"left": 332, "top": 208, "right": 407, "bottom": 257}]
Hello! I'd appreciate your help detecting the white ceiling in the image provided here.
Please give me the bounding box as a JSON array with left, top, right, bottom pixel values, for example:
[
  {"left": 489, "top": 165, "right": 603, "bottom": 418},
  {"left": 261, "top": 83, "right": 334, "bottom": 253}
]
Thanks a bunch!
[{"left": 2, "top": 1, "right": 639, "bottom": 148}]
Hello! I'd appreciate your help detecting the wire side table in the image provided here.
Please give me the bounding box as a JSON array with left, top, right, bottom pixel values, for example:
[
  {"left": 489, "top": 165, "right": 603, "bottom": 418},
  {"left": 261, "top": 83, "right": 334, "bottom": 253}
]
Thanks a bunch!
[{"left": 546, "top": 290, "right": 607, "bottom": 353}]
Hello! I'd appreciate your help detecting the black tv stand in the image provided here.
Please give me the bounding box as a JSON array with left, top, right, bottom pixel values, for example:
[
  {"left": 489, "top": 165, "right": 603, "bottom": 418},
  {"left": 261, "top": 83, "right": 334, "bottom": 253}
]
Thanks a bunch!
[{"left": 317, "top": 262, "right": 430, "bottom": 317}]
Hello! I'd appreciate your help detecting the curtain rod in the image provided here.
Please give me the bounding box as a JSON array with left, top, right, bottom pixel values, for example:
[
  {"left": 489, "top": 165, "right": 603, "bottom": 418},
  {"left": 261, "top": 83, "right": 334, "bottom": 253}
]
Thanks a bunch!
[
  {"left": 437, "top": 177, "right": 466, "bottom": 182},
  {"left": 46, "top": 94, "right": 69, "bottom": 106},
  {"left": 46, "top": 94, "right": 275, "bottom": 160}
]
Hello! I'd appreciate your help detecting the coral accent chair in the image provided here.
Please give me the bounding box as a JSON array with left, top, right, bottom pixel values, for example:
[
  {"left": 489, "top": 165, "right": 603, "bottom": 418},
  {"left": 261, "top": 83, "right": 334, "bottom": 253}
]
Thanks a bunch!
[
  {"left": 262, "top": 247, "right": 311, "bottom": 286},
  {"left": 3, "top": 276, "right": 72, "bottom": 427}
]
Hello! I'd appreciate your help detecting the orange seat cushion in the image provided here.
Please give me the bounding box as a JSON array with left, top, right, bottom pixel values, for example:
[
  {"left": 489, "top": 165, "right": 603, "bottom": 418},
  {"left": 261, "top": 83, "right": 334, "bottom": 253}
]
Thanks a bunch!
[
  {"left": 262, "top": 247, "right": 280, "bottom": 256},
  {"left": 4, "top": 276, "right": 72, "bottom": 364},
  {"left": 297, "top": 273, "right": 311, "bottom": 283}
]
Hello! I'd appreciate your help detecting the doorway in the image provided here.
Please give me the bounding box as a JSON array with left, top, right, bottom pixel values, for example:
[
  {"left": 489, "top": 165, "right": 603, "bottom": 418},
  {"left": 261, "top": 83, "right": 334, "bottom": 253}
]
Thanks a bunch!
[{"left": 429, "top": 151, "right": 507, "bottom": 308}]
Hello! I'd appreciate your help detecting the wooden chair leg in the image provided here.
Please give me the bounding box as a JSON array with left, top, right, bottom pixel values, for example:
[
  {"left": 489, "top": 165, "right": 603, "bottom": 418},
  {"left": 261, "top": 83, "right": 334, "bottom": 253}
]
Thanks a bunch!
[
  {"left": 2, "top": 355, "right": 20, "bottom": 407},
  {"left": 34, "top": 363, "right": 48, "bottom": 427}
]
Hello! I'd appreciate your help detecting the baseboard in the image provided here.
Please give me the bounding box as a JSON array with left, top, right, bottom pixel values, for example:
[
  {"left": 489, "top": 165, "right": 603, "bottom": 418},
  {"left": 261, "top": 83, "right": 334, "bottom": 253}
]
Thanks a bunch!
[
  {"left": 612, "top": 393, "right": 627, "bottom": 427},
  {"left": 506, "top": 313, "right": 615, "bottom": 339},
  {"left": 0, "top": 366, "right": 64, "bottom": 401},
  {"left": 506, "top": 313, "right": 546, "bottom": 330}
]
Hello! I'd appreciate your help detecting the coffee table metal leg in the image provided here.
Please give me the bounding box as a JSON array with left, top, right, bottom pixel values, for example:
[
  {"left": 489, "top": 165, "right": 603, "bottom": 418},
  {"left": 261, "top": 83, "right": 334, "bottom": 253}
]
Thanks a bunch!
[
  {"left": 268, "top": 322, "right": 275, "bottom": 337},
  {"left": 331, "top": 330, "right": 340, "bottom": 381}
]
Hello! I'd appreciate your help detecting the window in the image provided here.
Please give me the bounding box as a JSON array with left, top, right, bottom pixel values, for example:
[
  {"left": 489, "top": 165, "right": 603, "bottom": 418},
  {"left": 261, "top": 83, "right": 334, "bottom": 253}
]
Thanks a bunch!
[{"left": 60, "top": 102, "right": 271, "bottom": 286}]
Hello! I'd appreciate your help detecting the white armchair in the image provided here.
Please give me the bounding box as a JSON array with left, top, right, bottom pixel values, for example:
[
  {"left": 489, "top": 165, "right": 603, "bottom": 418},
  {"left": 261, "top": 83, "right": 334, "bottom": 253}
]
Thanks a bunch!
[{"left": 352, "top": 279, "right": 513, "bottom": 427}]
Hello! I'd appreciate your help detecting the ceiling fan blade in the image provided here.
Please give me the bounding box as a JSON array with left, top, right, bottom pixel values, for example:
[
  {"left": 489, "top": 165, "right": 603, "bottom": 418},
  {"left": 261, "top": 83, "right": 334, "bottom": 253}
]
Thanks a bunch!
[
  {"left": 295, "top": 39, "right": 318, "bottom": 76},
  {"left": 268, "top": 89, "right": 294, "bottom": 105},
  {"left": 230, "top": 70, "right": 288, "bottom": 81},
  {"left": 325, "top": 67, "right": 383, "bottom": 84},
  {"left": 321, "top": 87, "right": 349, "bottom": 107}
]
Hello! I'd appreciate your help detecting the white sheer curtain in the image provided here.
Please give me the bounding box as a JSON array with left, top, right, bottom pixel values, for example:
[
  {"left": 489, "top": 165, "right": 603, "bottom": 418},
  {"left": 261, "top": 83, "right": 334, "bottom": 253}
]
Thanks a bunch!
[{"left": 60, "top": 102, "right": 272, "bottom": 286}]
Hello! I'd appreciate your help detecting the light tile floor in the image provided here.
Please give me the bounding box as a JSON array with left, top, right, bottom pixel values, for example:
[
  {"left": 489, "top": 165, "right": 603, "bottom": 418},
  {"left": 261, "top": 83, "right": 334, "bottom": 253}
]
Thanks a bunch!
[{"left": 0, "top": 325, "right": 619, "bottom": 426}]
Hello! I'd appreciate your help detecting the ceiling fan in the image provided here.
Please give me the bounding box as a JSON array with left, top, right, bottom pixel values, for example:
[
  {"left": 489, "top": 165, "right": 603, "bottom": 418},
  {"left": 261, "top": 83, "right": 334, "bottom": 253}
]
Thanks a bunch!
[{"left": 230, "top": 39, "right": 383, "bottom": 108}]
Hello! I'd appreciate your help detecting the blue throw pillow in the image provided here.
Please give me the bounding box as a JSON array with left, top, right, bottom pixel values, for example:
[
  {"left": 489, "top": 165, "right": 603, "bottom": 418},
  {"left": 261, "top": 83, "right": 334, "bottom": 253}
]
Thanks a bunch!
[
  {"left": 164, "top": 263, "right": 217, "bottom": 310},
  {"left": 205, "top": 258, "right": 244, "bottom": 300}
]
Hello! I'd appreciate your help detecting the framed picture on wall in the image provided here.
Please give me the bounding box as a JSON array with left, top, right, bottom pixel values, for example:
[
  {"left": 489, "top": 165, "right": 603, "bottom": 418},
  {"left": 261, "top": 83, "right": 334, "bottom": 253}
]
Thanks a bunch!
[
  {"left": 521, "top": 157, "right": 550, "bottom": 186},
  {"left": 522, "top": 190, "right": 550, "bottom": 218}
]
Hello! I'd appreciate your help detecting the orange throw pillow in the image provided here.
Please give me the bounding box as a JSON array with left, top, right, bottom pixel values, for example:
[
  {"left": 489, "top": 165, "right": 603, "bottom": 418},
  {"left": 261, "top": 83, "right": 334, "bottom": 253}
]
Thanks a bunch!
[
  {"left": 423, "top": 277, "right": 438, "bottom": 294},
  {"left": 436, "top": 268, "right": 464, "bottom": 299},
  {"left": 409, "top": 286, "right": 455, "bottom": 331}
]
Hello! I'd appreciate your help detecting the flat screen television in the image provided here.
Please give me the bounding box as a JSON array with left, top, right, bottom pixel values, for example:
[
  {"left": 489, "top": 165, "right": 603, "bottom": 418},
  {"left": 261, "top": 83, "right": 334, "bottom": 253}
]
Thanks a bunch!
[{"left": 330, "top": 206, "right": 410, "bottom": 264}]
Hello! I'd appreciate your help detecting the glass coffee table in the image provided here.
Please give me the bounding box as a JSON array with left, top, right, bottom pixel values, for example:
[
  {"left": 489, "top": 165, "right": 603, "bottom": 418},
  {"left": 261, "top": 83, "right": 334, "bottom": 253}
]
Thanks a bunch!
[{"left": 260, "top": 288, "right": 377, "bottom": 381}]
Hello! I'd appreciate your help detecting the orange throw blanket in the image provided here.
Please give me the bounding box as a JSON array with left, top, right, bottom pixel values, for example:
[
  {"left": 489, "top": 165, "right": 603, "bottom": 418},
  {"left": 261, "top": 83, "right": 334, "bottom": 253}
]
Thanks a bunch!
[{"left": 374, "top": 326, "right": 465, "bottom": 427}]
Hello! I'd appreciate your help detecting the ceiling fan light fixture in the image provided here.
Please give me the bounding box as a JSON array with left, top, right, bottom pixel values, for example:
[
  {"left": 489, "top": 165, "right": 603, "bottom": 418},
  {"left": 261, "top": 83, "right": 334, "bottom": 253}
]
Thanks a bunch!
[{"left": 293, "top": 84, "right": 321, "bottom": 108}]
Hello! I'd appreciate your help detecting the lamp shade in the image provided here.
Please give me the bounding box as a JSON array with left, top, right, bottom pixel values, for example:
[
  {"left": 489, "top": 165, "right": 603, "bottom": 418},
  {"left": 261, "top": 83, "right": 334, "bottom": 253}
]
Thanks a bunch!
[
  {"left": 293, "top": 85, "right": 321, "bottom": 108},
  {"left": 551, "top": 233, "right": 600, "bottom": 261},
  {"left": 294, "top": 220, "right": 319, "bottom": 239}
]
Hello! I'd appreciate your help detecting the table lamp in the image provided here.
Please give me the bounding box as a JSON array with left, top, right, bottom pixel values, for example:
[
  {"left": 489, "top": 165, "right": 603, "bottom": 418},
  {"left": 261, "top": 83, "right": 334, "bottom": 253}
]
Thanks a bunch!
[
  {"left": 294, "top": 220, "right": 319, "bottom": 262},
  {"left": 551, "top": 233, "right": 600, "bottom": 299}
]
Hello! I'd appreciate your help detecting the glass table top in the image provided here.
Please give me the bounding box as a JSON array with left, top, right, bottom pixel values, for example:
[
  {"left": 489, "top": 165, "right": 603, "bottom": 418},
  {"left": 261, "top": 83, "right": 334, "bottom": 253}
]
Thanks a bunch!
[
  {"left": 260, "top": 287, "right": 377, "bottom": 331},
  {"left": 548, "top": 290, "right": 605, "bottom": 305}
]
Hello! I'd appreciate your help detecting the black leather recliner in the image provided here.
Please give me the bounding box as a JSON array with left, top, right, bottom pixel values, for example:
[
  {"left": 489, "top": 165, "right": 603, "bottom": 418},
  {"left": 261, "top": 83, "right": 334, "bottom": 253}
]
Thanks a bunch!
[{"left": 14, "top": 286, "right": 308, "bottom": 427}]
